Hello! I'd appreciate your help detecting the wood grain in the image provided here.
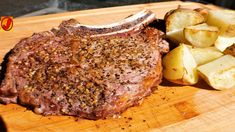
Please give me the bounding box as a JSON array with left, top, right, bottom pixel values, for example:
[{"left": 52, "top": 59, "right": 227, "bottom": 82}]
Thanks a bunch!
[{"left": 0, "top": 1, "right": 234, "bottom": 132}]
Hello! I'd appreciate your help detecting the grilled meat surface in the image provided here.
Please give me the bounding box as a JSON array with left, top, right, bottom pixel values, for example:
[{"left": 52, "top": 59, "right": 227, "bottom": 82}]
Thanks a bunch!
[{"left": 0, "top": 10, "right": 169, "bottom": 119}]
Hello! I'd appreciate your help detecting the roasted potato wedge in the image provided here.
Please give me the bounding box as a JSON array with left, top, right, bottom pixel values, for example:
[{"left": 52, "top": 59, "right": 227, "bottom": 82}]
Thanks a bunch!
[
  {"left": 166, "top": 29, "right": 188, "bottom": 44},
  {"left": 215, "top": 35, "right": 235, "bottom": 51},
  {"left": 223, "top": 44, "right": 235, "bottom": 57},
  {"left": 165, "top": 9, "right": 205, "bottom": 32},
  {"left": 184, "top": 23, "right": 219, "bottom": 47},
  {"left": 197, "top": 55, "right": 235, "bottom": 90},
  {"left": 207, "top": 10, "right": 235, "bottom": 36},
  {"left": 191, "top": 47, "right": 223, "bottom": 66},
  {"left": 163, "top": 44, "right": 198, "bottom": 85}
]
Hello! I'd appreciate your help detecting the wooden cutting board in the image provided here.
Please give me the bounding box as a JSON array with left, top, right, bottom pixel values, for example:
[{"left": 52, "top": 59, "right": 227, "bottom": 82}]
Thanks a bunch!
[{"left": 0, "top": 1, "right": 234, "bottom": 132}]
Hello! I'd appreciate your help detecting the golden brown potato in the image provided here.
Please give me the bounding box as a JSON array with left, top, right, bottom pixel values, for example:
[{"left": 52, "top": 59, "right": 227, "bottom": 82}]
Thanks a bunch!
[
  {"left": 163, "top": 44, "right": 198, "bottom": 85},
  {"left": 184, "top": 23, "right": 219, "bottom": 47},
  {"left": 165, "top": 9, "right": 205, "bottom": 32},
  {"left": 163, "top": 8, "right": 235, "bottom": 88},
  {"left": 197, "top": 55, "right": 235, "bottom": 90}
]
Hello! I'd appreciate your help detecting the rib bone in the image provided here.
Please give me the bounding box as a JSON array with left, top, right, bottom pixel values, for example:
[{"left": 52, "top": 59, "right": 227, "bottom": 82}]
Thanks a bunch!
[{"left": 53, "top": 10, "right": 156, "bottom": 37}]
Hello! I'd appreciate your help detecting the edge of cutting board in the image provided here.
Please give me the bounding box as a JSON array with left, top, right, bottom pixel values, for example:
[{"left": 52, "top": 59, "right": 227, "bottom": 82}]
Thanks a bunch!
[{"left": 1, "top": 1, "right": 234, "bottom": 132}]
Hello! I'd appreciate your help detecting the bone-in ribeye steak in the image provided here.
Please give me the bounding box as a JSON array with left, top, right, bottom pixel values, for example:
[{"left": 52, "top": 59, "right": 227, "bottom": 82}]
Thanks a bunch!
[{"left": 0, "top": 10, "right": 169, "bottom": 119}]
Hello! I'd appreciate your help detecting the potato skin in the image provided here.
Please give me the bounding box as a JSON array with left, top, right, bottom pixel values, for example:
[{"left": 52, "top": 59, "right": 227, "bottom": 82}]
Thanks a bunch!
[
  {"left": 194, "top": 8, "right": 209, "bottom": 20},
  {"left": 163, "top": 44, "right": 198, "bottom": 85},
  {"left": 165, "top": 9, "right": 205, "bottom": 32}
]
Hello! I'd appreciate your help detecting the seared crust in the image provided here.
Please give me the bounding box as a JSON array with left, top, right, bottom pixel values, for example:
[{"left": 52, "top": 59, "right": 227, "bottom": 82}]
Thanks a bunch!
[
  {"left": 224, "top": 44, "right": 235, "bottom": 57},
  {"left": 0, "top": 10, "right": 169, "bottom": 119}
]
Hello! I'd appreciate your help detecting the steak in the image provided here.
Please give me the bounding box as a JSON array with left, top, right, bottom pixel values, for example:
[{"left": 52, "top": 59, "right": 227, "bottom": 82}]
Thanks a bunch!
[{"left": 0, "top": 10, "right": 169, "bottom": 119}]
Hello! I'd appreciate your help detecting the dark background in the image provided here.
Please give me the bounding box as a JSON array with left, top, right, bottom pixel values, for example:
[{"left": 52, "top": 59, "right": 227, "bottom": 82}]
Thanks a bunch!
[{"left": 0, "top": 0, "right": 234, "bottom": 17}]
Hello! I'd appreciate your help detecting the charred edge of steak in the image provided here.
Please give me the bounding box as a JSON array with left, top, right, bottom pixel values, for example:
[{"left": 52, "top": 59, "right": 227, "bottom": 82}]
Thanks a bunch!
[
  {"left": 0, "top": 50, "right": 12, "bottom": 84},
  {"left": 0, "top": 49, "right": 18, "bottom": 104}
]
